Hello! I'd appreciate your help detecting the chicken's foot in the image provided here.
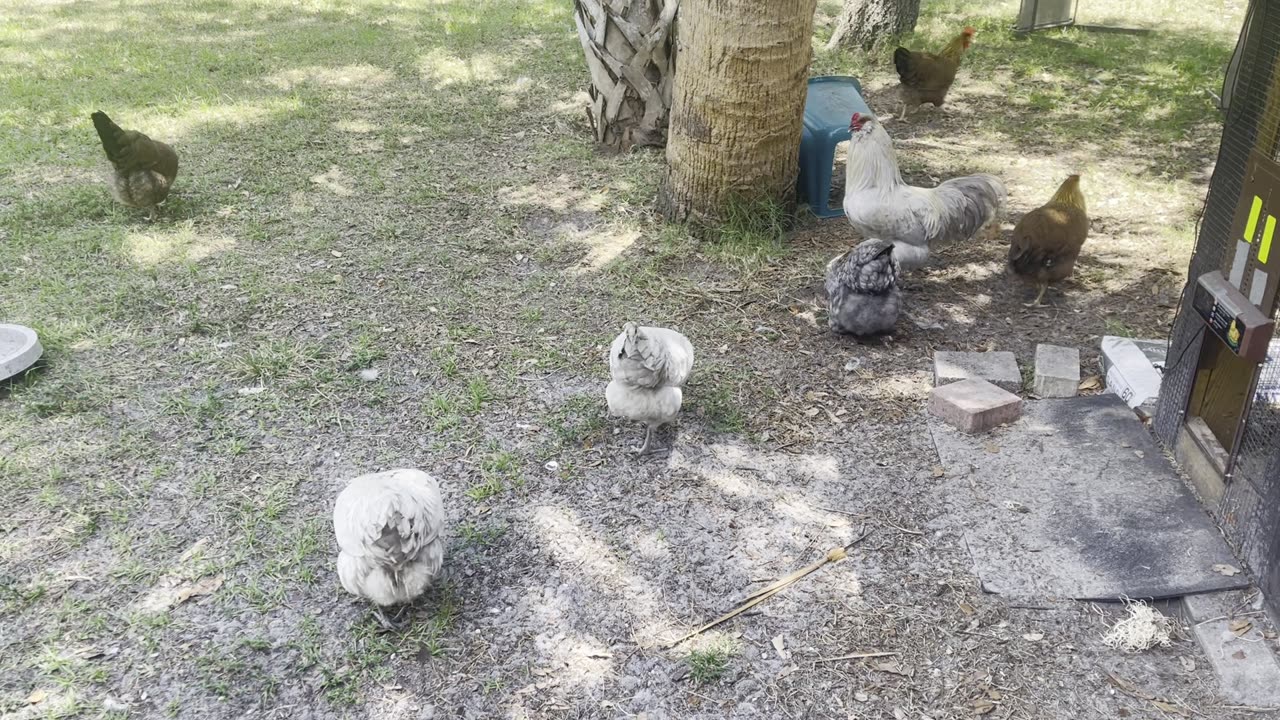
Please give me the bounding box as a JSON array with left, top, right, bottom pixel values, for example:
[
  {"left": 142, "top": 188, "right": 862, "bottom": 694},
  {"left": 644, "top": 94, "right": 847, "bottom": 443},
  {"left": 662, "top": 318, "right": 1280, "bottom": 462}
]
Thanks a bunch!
[
  {"left": 1024, "top": 283, "right": 1049, "bottom": 307},
  {"left": 373, "top": 605, "right": 409, "bottom": 631},
  {"left": 633, "top": 426, "right": 654, "bottom": 455}
]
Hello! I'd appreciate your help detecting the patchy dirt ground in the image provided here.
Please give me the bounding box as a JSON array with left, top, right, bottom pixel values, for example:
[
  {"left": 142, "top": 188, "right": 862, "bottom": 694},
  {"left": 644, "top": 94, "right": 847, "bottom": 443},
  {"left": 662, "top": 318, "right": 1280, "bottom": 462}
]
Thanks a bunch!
[{"left": 1, "top": 0, "right": 1271, "bottom": 718}]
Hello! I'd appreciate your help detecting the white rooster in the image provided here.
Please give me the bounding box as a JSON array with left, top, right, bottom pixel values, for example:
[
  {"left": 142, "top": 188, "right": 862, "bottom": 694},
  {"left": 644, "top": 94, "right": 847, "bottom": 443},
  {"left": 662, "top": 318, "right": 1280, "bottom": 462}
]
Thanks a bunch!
[
  {"left": 826, "top": 238, "right": 902, "bottom": 337},
  {"left": 842, "top": 112, "right": 1005, "bottom": 271},
  {"left": 333, "top": 469, "right": 446, "bottom": 630},
  {"left": 606, "top": 322, "right": 694, "bottom": 455}
]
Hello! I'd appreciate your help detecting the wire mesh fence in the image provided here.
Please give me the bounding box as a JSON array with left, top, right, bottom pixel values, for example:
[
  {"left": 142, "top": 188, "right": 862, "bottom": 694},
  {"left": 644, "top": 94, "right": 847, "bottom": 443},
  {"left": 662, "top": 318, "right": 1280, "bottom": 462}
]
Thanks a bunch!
[{"left": 1155, "top": 0, "right": 1280, "bottom": 608}]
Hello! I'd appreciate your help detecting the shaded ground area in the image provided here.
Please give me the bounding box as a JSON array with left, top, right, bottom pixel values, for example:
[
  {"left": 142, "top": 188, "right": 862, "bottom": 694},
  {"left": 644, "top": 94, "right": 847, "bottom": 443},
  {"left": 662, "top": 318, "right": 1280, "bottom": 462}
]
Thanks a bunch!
[{"left": 0, "top": 0, "right": 1268, "bottom": 717}]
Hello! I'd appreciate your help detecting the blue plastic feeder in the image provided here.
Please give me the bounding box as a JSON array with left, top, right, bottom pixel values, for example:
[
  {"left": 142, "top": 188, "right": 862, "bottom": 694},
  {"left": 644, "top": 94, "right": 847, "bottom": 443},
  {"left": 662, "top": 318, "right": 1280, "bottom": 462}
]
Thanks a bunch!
[{"left": 798, "top": 76, "right": 872, "bottom": 219}]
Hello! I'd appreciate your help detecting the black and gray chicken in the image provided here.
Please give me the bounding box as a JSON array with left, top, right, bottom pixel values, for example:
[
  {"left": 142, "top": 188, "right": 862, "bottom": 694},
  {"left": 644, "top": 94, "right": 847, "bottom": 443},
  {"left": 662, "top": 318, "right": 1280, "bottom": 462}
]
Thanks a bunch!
[{"left": 825, "top": 238, "right": 902, "bottom": 337}]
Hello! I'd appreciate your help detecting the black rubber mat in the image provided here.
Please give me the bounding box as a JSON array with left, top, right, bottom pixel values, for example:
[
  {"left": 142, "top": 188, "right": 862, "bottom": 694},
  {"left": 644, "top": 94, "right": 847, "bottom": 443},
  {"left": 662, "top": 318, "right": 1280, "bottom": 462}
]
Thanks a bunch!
[{"left": 931, "top": 393, "right": 1250, "bottom": 601}]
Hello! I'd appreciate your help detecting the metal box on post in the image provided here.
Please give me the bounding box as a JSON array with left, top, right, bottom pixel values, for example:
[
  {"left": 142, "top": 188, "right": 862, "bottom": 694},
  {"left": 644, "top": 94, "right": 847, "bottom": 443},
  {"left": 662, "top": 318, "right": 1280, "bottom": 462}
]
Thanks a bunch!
[{"left": 1016, "top": 0, "right": 1078, "bottom": 32}]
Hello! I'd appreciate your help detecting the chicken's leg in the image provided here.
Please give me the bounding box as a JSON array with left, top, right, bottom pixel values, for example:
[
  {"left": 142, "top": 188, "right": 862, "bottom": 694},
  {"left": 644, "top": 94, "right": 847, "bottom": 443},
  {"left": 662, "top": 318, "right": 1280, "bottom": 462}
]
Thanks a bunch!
[
  {"left": 1024, "top": 282, "right": 1048, "bottom": 307},
  {"left": 373, "top": 605, "right": 409, "bottom": 631},
  {"left": 633, "top": 426, "right": 654, "bottom": 455}
]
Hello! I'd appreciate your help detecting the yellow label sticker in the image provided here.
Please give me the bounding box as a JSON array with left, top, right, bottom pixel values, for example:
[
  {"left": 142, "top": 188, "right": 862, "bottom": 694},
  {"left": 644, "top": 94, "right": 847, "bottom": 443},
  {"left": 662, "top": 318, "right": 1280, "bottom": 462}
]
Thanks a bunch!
[
  {"left": 1261, "top": 214, "right": 1276, "bottom": 264},
  {"left": 1245, "top": 196, "right": 1263, "bottom": 243}
]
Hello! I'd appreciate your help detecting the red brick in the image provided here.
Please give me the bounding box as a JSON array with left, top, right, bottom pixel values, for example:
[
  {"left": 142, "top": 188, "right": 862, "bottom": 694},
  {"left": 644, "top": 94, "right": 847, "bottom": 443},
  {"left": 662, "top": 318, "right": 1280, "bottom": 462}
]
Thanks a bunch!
[{"left": 930, "top": 378, "right": 1022, "bottom": 433}]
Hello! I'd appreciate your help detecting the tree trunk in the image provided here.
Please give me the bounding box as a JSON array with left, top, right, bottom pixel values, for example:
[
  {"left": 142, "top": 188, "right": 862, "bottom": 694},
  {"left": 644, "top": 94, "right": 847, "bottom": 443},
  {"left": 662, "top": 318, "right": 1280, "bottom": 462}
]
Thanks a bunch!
[
  {"left": 573, "top": 0, "right": 679, "bottom": 152},
  {"left": 657, "top": 0, "right": 818, "bottom": 224},
  {"left": 826, "top": 0, "right": 920, "bottom": 51}
]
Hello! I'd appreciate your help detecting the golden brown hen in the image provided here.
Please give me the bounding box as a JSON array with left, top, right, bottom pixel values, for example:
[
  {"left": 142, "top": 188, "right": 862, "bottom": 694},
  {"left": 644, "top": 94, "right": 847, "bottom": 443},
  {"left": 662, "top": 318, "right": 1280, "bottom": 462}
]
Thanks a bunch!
[
  {"left": 892, "top": 27, "right": 976, "bottom": 117},
  {"left": 1007, "top": 174, "right": 1089, "bottom": 307},
  {"left": 91, "top": 111, "right": 178, "bottom": 220}
]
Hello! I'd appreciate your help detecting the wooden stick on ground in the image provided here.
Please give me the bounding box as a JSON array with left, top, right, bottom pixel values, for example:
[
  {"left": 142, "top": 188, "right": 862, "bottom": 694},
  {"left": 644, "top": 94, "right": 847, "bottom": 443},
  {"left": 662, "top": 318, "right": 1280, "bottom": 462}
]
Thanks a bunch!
[
  {"left": 665, "top": 528, "right": 872, "bottom": 649},
  {"left": 1105, "top": 671, "right": 1194, "bottom": 717},
  {"left": 813, "top": 651, "right": 898, "bottom": 664}
]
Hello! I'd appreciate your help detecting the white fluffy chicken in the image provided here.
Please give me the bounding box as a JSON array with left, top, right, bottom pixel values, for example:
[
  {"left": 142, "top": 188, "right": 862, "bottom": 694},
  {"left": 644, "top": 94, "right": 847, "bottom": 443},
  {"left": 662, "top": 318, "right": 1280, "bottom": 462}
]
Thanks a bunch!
[
  {"left": 606, "top": 322, "right": 694, "bottom": 454},
  {"left": 842, "top": 112, "right": 1005, "bottom": 271},
  {"left": 333, "top": 469, "right": 446, "bottom": 630},
  {"left": 826, "top": 238, "right": 902, "bottom": 336}
]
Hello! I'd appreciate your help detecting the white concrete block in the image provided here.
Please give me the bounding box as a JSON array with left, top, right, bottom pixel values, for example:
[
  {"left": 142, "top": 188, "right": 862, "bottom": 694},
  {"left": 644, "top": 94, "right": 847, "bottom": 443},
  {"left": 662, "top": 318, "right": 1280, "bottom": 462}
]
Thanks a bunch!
[
  {"left": 1033, "top": 344, "right": 1080, "bottom": 398},
  {"left": 933, "top": 351, "right": 1022, "bottom": 393},
  {"left": 1183, "top": 591, "right": 1280, "bottom": 706}
]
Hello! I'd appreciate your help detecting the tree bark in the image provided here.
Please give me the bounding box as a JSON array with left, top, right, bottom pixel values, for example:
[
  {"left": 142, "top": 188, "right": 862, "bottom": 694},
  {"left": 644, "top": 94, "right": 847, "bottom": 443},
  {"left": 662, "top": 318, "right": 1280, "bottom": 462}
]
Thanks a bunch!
[
  {"left": 573, "top": 0, "right": 679, "bottom": 152},
  {"left": 826, "top": 0, "right": 920, "bottom": 51},
  {"left": 657, "top": 0, "right": 818, "bottom": 224}
]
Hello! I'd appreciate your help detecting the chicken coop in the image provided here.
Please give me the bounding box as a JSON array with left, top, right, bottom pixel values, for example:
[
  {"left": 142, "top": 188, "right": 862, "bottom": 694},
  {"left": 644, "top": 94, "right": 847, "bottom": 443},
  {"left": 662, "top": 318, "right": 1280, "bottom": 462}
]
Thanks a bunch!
[{"left": 1154, "top": 0, "right": 1280, "bottom": 620}]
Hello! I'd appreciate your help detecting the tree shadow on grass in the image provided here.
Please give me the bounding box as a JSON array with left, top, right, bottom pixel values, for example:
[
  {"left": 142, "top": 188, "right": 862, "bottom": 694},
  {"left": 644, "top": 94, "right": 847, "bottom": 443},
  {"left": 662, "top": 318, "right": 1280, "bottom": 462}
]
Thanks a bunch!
[{"left": 815, "top": 8, "right": 1238, "bottom": 187}]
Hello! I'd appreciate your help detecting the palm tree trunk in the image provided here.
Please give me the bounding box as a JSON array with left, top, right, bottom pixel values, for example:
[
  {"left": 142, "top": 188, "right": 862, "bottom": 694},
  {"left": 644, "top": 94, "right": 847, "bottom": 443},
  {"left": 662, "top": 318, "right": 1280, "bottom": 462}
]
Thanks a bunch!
[
  {"left": 573, "top": 0, "right": 679, "bottom": 152},
  {"left": 826, "top": 0, "right": 920, "bottom": 50},
  {"left": 657, "top": 0, "right": 818, "bottom": 223}
]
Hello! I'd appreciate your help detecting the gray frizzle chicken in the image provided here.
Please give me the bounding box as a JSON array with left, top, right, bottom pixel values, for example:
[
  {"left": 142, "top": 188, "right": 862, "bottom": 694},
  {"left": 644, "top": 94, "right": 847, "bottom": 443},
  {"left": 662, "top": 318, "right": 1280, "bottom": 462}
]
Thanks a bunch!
[
  {"left": 333, "top": 469, "right": 446, "bottom": 630},
  {"left": 605, "top": 322, "right": 694, "bottom": 455},
  {"left": 825, "top": 238, "right": 902, "bottom": 337}
]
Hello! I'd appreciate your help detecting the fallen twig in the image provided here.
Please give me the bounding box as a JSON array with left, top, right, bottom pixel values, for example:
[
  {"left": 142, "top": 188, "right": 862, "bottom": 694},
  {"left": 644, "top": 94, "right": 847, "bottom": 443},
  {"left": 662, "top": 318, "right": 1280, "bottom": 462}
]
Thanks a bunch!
[
  {"left": 897, "top": 137, "right": 986, "bottom": 152},
  {"left": 1194, "top": 610, "right": 1264, "bottom": 627},
  {"left": 665, "top": 529, "right": 872, "bottom": 649},
  {"left": 820, "top": 507, "right": 867, "bottom": 518},
  {"left": 742, "top": 528, "right": 872, "bottom": 603},
  {"left": 879, "top": 519, "right": 924, "bottom": 536},
  {"left": 816, "top": 509, "right": 921, "bottom": 535},
  {"left": 957, "top": 629, "right": 1006, "bottom": 641},
  {"left": 1106, "top": 671, "right": 1194, "bottom": 717},
  {"left": 813, "top": 651, "right": 898, "bottom": 664}
]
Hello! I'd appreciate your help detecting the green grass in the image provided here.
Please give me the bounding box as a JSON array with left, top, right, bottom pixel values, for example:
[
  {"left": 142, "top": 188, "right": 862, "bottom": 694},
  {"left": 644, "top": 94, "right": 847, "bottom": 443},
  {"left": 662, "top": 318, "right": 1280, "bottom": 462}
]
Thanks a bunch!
[
  {"left": 343, "top": 334, "right": 387, "bottom": 371},
  {"left": 1104, "top": 317, "right": 1138, "bottom": 337},
  {"left": 686, "top": 638, "right": 739, "bottom": 685},
  {"left": 695, "top": 372, "right": 761, "bottom": 434},
  {"left": 813, "top": 0, "right": 1237, "bottom": 182},
  {"left": 465, "top": 446, "right": 523, "bottom": 502},
  {"left": 458, "top": 522, "right": 508, "bottom": 548},
  {"left": 549, "top": 394, "right": 607, "bottom": 449},
  {"left": 234, "top": 341, "right": 325, "bottom": 383},
  {"left": 705, "top": 195, "right": 791, "bottom": 270},
  {"left": 465, "top": 376, "right": 495, "bottom": 411},
  {"left": 425, "top": 392, "right": 463, "bottom": 432}
]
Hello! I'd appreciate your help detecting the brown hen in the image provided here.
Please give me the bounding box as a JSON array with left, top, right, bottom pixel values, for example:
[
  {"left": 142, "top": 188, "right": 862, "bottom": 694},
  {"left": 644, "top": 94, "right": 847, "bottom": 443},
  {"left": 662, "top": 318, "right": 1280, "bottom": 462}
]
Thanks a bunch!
[
  {"left": 91, "top": 111, "right": 178, "bottom": 220},
  {"left": 892, "top": 27, "right": 976, "bottom": 117},
  {"left": 1007, "top": 174, "right": 1089, "bottom": 307}
]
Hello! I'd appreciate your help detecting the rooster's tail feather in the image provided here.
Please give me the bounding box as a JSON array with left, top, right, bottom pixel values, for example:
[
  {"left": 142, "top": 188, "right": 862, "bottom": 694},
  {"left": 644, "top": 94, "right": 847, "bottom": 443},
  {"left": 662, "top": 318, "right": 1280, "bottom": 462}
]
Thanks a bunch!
[{"left": 933, "top": 174, "right": 1005, "bottom": 247}]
